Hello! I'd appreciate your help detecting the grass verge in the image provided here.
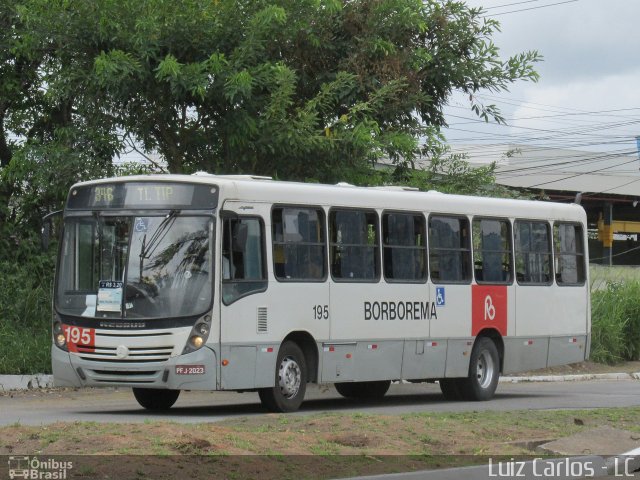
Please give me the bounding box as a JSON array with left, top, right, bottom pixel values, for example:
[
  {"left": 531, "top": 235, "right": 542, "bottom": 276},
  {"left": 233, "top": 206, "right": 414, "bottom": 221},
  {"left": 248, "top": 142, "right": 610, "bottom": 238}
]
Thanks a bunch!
[
  {"left": 2, "top": 407, "right": 640, "bottom": 479},
  {"left": 591, "top": 280, "right": 640, "bottom": 364}
]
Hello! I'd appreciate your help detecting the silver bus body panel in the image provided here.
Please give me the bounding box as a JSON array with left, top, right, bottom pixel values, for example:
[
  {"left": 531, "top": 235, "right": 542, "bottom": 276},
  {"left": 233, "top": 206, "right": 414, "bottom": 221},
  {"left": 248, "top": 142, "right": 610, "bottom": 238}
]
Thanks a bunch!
[{"left": 53, "top": 175, "right": 591, "bottom": 393}]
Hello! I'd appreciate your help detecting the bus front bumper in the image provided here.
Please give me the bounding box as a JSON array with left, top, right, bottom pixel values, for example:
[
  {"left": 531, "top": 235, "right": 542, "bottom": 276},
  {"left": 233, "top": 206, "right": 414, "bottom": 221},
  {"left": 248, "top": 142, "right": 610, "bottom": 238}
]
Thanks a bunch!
[{"left": 51, "top": 345, "right": 218, "bottom": 390}]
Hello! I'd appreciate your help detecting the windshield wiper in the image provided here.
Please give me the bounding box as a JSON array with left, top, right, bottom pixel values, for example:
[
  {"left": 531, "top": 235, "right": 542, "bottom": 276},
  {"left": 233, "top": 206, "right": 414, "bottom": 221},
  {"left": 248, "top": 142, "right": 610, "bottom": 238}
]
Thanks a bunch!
[{"left": 138, "top": 209, "right": 180, "bottom": 277}]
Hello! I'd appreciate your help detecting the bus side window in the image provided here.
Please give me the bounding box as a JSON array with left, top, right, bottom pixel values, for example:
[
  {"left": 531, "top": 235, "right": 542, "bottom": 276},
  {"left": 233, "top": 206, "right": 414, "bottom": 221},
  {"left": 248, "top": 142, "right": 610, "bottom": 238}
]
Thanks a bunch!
[
  {"left": 272, "top": 207, "right": 326, "bottom": 281},
  {"left": 330, "top": 209, "right": 380, "bottom": 282},
  {"left": 221, "top": 217, "right": 267, "bottom": 304},
  {"left": 554, "top": 223, "right": 585, "bottom": 285},
  {"left": 428, "top": 215, "right": 472, "bottom": 283},
  {"left": 472, "top": 218, "right": 513, "bottom": 284},
  {"left": 382, "top": 212, "right": 427, "bottom": 282},
  {"left": 514, "top": 220, "right": 552, "bottom": 285}
]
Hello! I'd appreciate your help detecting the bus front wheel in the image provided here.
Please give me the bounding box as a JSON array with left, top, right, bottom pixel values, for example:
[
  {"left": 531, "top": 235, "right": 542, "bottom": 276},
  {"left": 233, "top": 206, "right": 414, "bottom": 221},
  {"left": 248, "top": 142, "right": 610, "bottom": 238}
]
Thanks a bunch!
[
  {"left": 259, "top": 341, "right": 307, "bottom": 413},
  {"left": 459, "top": 337, "right": 500, "bottom": 401},
  {"left": 132, "top": 388, "right": 180, "bottom": 410}
]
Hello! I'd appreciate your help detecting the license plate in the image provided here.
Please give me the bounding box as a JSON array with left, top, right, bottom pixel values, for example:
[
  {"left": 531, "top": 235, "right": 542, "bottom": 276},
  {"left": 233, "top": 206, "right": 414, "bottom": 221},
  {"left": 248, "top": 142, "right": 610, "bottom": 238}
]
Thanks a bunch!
[{"left": 175, "top": 365, "right": 205, "bottom": 375}]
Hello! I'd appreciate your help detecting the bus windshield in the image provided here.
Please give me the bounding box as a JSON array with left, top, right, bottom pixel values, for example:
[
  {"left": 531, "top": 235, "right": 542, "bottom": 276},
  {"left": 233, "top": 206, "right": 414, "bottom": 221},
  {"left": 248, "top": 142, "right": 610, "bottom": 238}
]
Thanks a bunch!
[{"left": 56, "top": 214, "right": 213, "bottom": 319}]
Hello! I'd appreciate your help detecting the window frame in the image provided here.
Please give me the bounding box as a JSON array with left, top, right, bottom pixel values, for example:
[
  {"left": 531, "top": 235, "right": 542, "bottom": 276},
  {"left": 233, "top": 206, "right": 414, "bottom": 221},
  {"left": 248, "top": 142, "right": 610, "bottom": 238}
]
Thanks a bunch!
[
  {"left": 514, "top": 219, "right": 554, "bottom": 286},
  {"left": 381, "top": 210, "right": 428, "bottom": 284},
  {"left": 221, "top": 215, "right": 268, "bottom": 305},
  {"left": 427, "top": 213, "right": 473, "bottom": 285},
  {"left": 553, "top": 221, "right": 586, "bottom": 287},
  {"left": 472, "top": 216, "right": 514, "bottom": 286},
  {"left": 271, "top": 204, "right": 328, "bottom": 283},
  {"left": 329, "top": 207, "right": 381, "bottom": 283}
]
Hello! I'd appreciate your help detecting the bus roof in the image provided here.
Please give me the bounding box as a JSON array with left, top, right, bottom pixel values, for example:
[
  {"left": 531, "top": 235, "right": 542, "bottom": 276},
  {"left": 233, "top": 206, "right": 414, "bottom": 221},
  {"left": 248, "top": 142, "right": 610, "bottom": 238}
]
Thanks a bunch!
[{"left": 69, "top": 173, "right": 587, "bottom": 222}]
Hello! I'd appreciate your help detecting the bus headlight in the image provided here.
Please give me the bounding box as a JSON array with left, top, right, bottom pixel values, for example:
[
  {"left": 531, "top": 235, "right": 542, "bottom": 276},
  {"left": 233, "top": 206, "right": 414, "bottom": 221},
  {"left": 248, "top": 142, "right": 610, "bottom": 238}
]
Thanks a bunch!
[
  {"left": 183, "top": 315, "right": 211, "bottom": 354},
  {"left": 196, "top": 323, "right": 209, "bottom": 336},
  {"left": 52, "top": 319, "right": 67, "bottom": 351},
  {"left": 55, "top": 333, "right": 67, "bottom": 348},
  {"left": 190, "top": 336, "right": 204, "bottom": 349}
]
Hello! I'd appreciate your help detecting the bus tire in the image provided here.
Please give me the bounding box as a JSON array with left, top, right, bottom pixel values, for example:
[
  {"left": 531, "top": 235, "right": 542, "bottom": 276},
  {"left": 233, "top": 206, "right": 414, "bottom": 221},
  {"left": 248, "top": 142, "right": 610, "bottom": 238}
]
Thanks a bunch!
[
  {"left": 438, "top": 379, "right": 463, "bottom": 401},
  {"left": 459, "top": 337, "right": 500, "bottom": 401},
  {"left": 335, "top": 380, "right": 391, "bottom": 399},
  {"left": 132, "top": 388, "right": 180, "bottom": 410},
  {"left": 259, "top": 341, "right": 307, "bottom": 413}
]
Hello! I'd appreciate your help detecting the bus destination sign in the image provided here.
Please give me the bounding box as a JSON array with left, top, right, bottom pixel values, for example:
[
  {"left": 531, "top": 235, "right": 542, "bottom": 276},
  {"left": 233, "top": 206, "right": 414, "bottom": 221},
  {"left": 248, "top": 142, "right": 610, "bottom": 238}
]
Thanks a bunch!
[{"left": 67, "top": 182, "right": 219, "bottom": 210}]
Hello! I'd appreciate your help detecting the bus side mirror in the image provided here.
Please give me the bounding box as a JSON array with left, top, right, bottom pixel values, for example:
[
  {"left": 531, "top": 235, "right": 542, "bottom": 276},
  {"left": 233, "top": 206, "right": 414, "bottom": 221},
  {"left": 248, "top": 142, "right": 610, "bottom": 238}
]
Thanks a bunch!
[{"left": 42, "top": 210, "right": 63, "bottom": 251}]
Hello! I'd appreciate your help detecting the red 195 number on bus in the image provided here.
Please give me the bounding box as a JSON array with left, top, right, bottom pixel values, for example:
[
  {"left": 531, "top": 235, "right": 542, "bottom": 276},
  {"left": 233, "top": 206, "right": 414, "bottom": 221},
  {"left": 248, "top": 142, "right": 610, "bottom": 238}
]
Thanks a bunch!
[{"left": 62, "top": 325, "right": 95, "bottom": 353}]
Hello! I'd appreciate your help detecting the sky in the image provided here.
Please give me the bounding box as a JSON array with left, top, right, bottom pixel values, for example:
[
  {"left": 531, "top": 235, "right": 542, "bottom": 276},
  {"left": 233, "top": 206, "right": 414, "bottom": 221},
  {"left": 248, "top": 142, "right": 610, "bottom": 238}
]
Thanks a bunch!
[{"left": 443, "top": 0, "right": 640, "bottom": 157}]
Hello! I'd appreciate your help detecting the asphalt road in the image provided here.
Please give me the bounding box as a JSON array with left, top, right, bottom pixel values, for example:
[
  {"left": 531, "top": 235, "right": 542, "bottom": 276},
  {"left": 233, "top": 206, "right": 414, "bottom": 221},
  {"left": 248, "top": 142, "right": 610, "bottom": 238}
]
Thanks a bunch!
[{"left": 1, "top": 379, "right": 639, "bottom": 426}]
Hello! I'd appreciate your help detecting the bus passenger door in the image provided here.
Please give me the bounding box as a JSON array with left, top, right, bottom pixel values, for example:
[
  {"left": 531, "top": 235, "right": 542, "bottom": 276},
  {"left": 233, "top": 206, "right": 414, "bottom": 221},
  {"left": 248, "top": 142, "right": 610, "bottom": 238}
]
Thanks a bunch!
[{"left": 218, "top": 201, "right": 272, "bottom": 390}]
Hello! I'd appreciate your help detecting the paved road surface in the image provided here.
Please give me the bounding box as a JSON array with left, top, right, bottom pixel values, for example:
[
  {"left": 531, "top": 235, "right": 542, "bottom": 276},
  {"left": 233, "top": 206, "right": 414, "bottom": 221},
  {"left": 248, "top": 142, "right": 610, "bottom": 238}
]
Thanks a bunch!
[{"left": 2, "top": 379, "right": 639, "bottom": 425}]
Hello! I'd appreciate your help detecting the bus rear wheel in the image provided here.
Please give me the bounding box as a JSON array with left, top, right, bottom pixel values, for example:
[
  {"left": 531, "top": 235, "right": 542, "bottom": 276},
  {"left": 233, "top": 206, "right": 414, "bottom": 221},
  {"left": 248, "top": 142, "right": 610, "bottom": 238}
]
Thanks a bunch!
[
  {"left": 259, "top": 341, "right": 307, "bottom": 413},
  {"left": 132, "top": 388, "right": 180, "bottom": 410},
  {"left": 458, "top": 337, "right": 500, "bottom": 401},
  {"left": 335, "top": 380, "right": 391, "bottom": 399}
]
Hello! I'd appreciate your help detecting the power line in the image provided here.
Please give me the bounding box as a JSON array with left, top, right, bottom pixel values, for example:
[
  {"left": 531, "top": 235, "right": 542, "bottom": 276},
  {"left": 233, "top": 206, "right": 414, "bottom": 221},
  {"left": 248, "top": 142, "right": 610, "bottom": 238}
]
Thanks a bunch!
[
  {"left": 484, "top": 0, "right": 545, "bottom": 10},
  {"left": 496, "top": 150, "right": 640, "bottom": 178},
  {"left": 525, "top": 157, "right": 640, "bottom": 188},
  {"left": 484, "top": 0, "right": 579, "bottom": 16}
]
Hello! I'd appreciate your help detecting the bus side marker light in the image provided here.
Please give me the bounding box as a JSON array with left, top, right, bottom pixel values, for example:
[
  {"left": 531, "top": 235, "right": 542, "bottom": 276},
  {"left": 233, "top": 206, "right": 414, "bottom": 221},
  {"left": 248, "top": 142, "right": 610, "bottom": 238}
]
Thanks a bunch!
[
  {"left": 569, "top": 338, "right": 577, "bottom": 344},
  {"left": 525, "top": 340, "right": 534, "bottom": 346},
  {"left": 261, "top": 347, "right": 274, "bottom": 353},
  {"left": 345, "top": 353, "right": 352, "bottom": 359},
  {"left": 367, "top": 344, "right": 378, "bottom": 350},
  {"left": 427, "top": 342, "right": 438, "bottom": 347},
  {"left": 222, "top": 359, "right": 229, "bottom": 366}
]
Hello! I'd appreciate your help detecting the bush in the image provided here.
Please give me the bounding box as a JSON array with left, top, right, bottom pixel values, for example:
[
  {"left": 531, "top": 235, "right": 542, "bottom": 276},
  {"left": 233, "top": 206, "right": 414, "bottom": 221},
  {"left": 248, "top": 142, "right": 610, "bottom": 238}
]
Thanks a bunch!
[
  {"left": 590, "top": 281, "right": 640, "bottom": 364},
  {"left": 0, "top": 249, "right": 54, "bottom": 374}
]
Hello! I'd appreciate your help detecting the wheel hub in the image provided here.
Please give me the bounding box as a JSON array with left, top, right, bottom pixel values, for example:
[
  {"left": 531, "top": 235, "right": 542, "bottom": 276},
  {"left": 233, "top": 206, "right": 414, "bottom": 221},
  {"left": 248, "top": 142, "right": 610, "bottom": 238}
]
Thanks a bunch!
[
  {"left": 476, "top": 350, "right": 495, "bottom": 389},
  {"left": 278, "top": 355, "right": 301, "bottom": 398}
]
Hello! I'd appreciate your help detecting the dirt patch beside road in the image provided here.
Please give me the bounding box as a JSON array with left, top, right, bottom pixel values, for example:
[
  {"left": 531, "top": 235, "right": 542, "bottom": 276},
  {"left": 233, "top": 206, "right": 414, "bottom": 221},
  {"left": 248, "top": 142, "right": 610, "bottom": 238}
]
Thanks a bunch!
[{"left": 2, "top": 407, "right": 640, "bottom": 479}]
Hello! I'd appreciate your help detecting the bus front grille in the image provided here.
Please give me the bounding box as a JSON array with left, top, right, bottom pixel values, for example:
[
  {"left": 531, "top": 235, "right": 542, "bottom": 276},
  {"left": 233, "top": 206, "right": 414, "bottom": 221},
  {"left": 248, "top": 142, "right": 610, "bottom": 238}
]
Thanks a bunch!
[{"left": 76, "top": 345, "right": 174, "bottom": 362}]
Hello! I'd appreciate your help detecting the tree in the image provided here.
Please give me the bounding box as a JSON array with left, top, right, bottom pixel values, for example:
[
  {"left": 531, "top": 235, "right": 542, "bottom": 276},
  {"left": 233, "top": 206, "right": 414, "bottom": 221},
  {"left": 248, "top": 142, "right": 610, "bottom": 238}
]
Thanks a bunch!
[
  {"left": 0, "top": 0, "right": 123, "bottom": 245},
  {"left": 15, "top": 0, "right": 539, "bottom": 182}
]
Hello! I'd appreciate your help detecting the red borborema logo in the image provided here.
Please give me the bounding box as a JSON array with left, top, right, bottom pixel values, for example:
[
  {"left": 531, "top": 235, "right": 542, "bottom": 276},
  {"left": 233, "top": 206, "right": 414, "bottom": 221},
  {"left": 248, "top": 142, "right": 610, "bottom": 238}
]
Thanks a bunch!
[{"left": 472, "top": 285, "right": 507, "bottom": 336}]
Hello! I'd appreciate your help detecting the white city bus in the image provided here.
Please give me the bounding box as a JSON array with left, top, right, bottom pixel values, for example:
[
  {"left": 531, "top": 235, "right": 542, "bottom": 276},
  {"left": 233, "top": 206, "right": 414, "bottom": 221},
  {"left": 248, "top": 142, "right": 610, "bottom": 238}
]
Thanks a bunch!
[{"left": 51, "top": 174, "right": 590, "bottom": 412}]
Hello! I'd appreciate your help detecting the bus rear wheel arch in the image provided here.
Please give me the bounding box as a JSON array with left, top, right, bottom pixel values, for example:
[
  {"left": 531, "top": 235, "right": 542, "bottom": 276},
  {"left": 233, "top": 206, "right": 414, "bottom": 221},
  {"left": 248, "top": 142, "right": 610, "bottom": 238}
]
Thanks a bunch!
[
  {"left": 259, "top": 340, "right": 308, "bottom": 412},
  {"left": 132, "top": 388, "right": 180, "bottom": 410}
]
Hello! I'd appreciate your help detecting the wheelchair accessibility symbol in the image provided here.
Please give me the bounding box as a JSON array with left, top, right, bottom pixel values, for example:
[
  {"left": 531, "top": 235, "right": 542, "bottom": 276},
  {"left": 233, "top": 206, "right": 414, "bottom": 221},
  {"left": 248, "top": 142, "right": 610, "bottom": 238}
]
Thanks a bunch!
[
  {"left": 134, "top": 217, "right": 149, "bottom": 233},
  {"left": 436, "top": 287, "right": 445, "bottom": 306}
]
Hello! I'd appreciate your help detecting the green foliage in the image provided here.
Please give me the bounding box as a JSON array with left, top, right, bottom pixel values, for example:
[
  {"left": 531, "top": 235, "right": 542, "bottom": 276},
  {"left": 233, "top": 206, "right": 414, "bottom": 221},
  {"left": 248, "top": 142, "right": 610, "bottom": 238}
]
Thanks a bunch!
[
  {"left": 7, "top": 0, "right": 540, "bottom": 178},
  {"left": 590, "top": 281, "right": 640, "bottom": 364},
  {"left": 0, "top": 235, "right": 54, "bottom": 374}
]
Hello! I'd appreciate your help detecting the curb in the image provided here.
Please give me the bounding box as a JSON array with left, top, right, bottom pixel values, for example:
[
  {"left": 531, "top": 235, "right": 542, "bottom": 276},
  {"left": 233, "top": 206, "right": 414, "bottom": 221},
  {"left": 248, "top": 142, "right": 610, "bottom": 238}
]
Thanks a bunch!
[
  {"left": 2, "top": 371, "right": 639, "bottom": 392},
  {"left": 500, "top": 372, "right": 640, "bottom": 383},
  {"left": 606, "top": 447, "right": 640, "bottom": 476},
  {"left": 0, "top": 374, "right": 54, "bottom": 392}
]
